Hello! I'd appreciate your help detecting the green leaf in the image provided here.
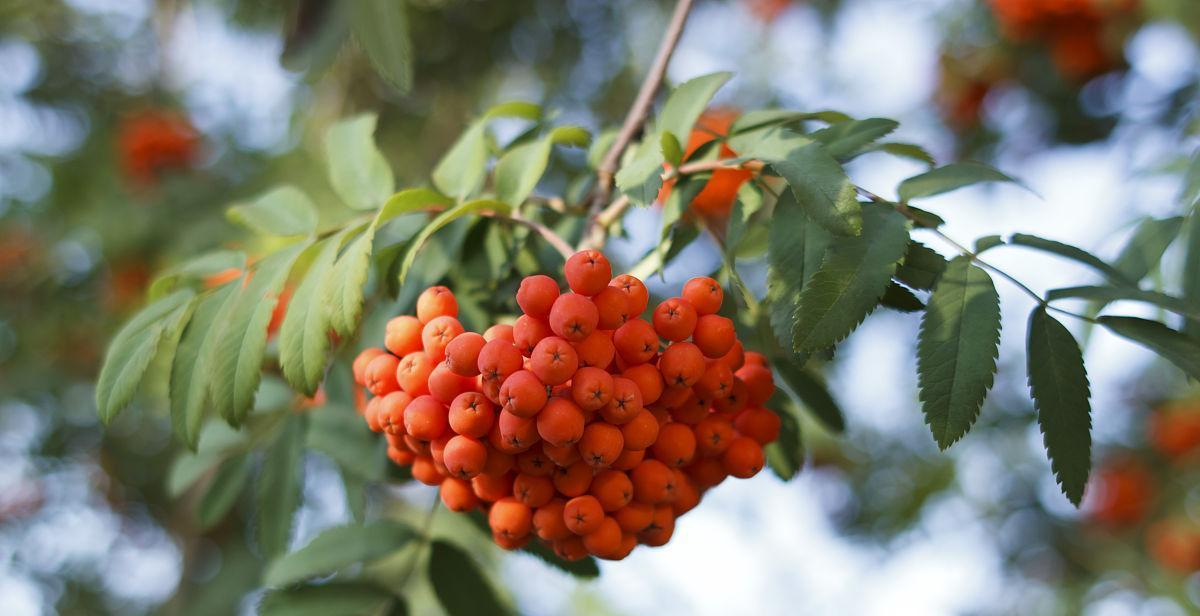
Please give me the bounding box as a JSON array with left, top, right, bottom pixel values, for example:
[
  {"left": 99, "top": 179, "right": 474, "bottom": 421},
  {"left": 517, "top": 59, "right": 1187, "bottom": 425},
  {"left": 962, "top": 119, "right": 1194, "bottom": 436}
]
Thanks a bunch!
[
  {"left": 1181, "top": 149, "right": 1200, "bottom": 208},
  {"left": 326, "top": 114, "right": 394, "bottom": 211},
  {"left": 1111, "top": 216, "right": 1184, "bottom": 283},
  {"left": 812, "top": 118, "right": 898, "bottom": 160},
  {"left": 96, "top": 289, "right": 196, "bottom": 423},
  {"left": 660, "top": 131, "right": 683, "bottom": 166},
  {"left": 258, "top": 415, "right": 308, "bottom": 559},
  {"left": 264, "top": 520, "right": 416, "bottom": 588},
  {"left": 904, "top": 206, "right": 945, "bottom": 229},
  {"left": 171, "top": 283, "right": 239, "bottom": 448},
  {"left": 212, "top": 243, "right": 307, "bottom": 425},
  {"left": 871, "top": 142, "right": 936, "bottom": 168},
  {"left": 879, "top": 283, "right": 924, "bottom": 312},
  {"left": 587, "top": 129, "right": 618, "bottom": 169},
  {"left": 771, "top": 142, "right": 862, "bottom": 236},
  {"left": 1008, "top": 233, "right": 1133, "bottom": 286},
  {"left": 916, "top": 257, "right": 1001, "bottom": 449},
  {"left": 167, "top": 422, "right": 245, "bottom": 496},
  {"left": 429, "top": 540, "right": 510, "bottom": 616},
  {"left": 279, "top": 233, "right": 352, "bottom": 396},
  {"left": 519, "top": 540, "right": 600, "bottom": 578},
  {"left": 324, "top": 224, "right": 375, "bottom": 338},
  {"left": 148, "top": 250, "right": 245, "bottom": 299},
  {"left": 482, "top": 101, "right": 541, "bottom": 121},
  {"left": 898, "top": 161, "right": 1020, "bottom": 202},
  {"left": 730, "top": 109, "right": 851, "bottom": 134},
  {"left": 1026, "top": 307, "right": 1091, "bottom": 506},
  {"left": 656, "top": 72, "right": 732, "bottom": 143},
  {"left": 792, "top": 204, "right": 910, "bottom": 352},
  {"left": 260, "top": 582, "right": 399, "bottom": 616},
  {"left": 773, "top": 360, "right": 845, "bottom": 433},
  {"left": 614, "top": 137, "right": 666, "bottom": 206},
  {"left": 349, "top": 0, "right": 412, "bottom": 93},
  {"left": 766, "top": 190, "right": 830, "bottom": 351},
  {"left": 1046, "top": 286, "right": 1200, "bottom": 320},
  {"left": 494, "top": 127, "right": 589, "bottom": 206},
  {"left": 765, "top": 393, "right": 804, "bottom": 480},
  {"left": 378, "top": 188, "right": 454, "bottom": 223},
  {"left": 198, "top": 452, "right": 252, "bottom": 529},
  {"left": 398, "top": 200, "right": 510, "bottom": 285},
  {"left": 1098, "top": 316, "right": 1200, "bottom": 380},
  {"left": 658, "top": 179, "right": 704, "bottom": 270},
  {"left": 1184, "top": 211, "right": 1200, "bottom": 339},
  {"left": 227, "top": 186, "right": 318, "bottom": 237},
  {"left": 433, "top": 103, "right": 541, "bottom": 201},
  {"left": 974, "top": 235, "right": 1004, "bottom": 254},
  {"left": 894, "top": 241, "right": 947, "bottom": 291},
  {"left": 728, "top": 125, "right": 812, "bottom": 161},
  {"left": 307, "top": 404, "right": 386, "bottom": 481}
]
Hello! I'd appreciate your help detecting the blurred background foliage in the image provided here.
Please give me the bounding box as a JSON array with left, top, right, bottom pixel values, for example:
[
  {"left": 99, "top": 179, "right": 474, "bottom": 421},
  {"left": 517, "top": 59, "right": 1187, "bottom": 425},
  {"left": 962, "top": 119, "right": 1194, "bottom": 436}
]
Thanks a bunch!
[{"left": 0, "top": 0, "right": 1198, "bottom": 614}]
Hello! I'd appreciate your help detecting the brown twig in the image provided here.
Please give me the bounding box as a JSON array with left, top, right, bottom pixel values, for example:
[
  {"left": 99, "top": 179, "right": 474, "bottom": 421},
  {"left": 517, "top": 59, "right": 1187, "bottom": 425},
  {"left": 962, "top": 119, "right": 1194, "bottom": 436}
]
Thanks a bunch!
[{"left": 506, "top": 210, "right": 575, "bottom": 261}]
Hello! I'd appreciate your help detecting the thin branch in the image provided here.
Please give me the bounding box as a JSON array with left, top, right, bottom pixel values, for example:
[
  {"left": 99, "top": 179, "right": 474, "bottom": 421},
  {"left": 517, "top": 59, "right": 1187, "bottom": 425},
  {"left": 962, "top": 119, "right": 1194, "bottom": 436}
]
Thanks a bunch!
[{"left": 507, "top": 210, "right": 575, "bottom": 261}]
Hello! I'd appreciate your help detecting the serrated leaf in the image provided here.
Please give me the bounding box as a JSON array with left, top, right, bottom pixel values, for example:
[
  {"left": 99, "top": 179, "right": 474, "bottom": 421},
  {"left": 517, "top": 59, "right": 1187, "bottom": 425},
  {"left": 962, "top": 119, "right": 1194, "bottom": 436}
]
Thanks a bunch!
[
  {"left": 771, "top": 142, "right": 862, "bottom": 236},
  {"left": 327, "top": 114, "right": 394, "bottom": 211},
  {"left": 258, "top": 415, "right": 308, "bottom": 558},
  {"left": 149, "top": 250, "right": 246, "bottom": 299},
  {"left": 765, "top": 392, "right": 804, "bottom": 479},
  {"left": 658, "top": 180, "right": 704, "bottom": 269},
  {"left": 227, "top": 186, "right": 318, "bottom": 237},
  {"left": 324, "top": 224, "right": 375, "bottom": 338},
  {"left": 766, "top": 190, "right": 830, "bottom": 351},
  {"left": 433, "top": 103, "right": 541, "bottom": 201},
  {"left": 1098, "top": 316, "right": 1200, "bottom": 380},
  {"left": 975, "top": 235, "right": 1004, "bottom": 254},
  {"left": 198, "top": 451, "right": 252, "bottom": 529},
  {"left": 519, "top": 540, "right": 600, "bottom": 578},
  {"left": 429, "top": 540, "right": 511, "bottom": 616},
  {"left": 917, "top": 257, "right": 1001, "bottom": 449},
  {"left": 726, "top": 182, "right": 763, "bottom": 251},
  {"left": 812, "top": 118, "right": 898, "bottom": 160},
  {"left": 880, "top": 283, "right": 924, "bottom": 312},
  {"left": 894, "top": 241, "right": 946, "bottom": 291},
  {"left": 871, "top": 142, "right": 936, "bottom": 168},
  {"left": 96, "top": 289, "right": 196, "bottom": 423},
  {"left": 904, "top": 206, "right": 945, "bottom": 229},
  {"left": 773, "top": 360, "right": 844, "bottom": 433},
  {"left": 656, "top": 72, "right": 732, "bottom": 143},
  {"left": 167, "top": 421, "right": 245, "bottom": 496},
  {"left": 264, "top": 520, "right": 415, "bottom": 588},
  {"left": 279, "top": 232, "right": 353, "bottom": 395},
  {"left": 898, "top": 161, "right": 1021, "bottom": 202},
  {"left": 1009, "top": 233, "right": 1133, "bottom": 286},
  {"left": 730, "top": 109, "right": 851, "bottom": 134},
  {"left": 1026, "top": 306, "right": 1091, "bottom": 506},
  {"left": 792, "top": 205, "right": 910, "bottom": 352},
  {"left": 171, "top": 283, "right": 239, "bottom": 448},
  {"left": 260, "top": 582, "right": 399, "bottom": 616},
  {"left": 660, "top": 131, "right": 683, "bottom": 166},
  {"left": 494, "top": 127, "right": 589, "bottom": 206},
  {"left": 212, "top": 243, "right": 308, "bottom": 425},
  {"left": 398, "top": 199, "right": 510, "bottom": 285},
  {"left": 1111, "top": 216, "right": 1184, "bottom": 283},
  {"left": 378, "top": 188, "right": 454, "bottom": 223},
  {"left": 728, "top": 125, "right": 812, "bottom": 161},
  {"left": 349, "top": 0, "right": 412, "bottom": 93},
  {"left": 614, "top": 137, "right": 665, "bottom": 206},
  {"left": 1046, "top": 286, "right": 1200, "bottom": 320}
]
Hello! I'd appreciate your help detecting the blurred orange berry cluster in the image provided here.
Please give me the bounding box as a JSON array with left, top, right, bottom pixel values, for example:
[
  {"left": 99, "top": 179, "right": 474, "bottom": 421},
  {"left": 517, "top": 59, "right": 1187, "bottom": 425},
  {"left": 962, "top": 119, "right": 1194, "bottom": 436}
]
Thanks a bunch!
[
  {"left": 116, "top": 109, "right": 200, "bottom": 186},
  {"left": 988, "top": 0, "right": 1137, "bottom": 80}
]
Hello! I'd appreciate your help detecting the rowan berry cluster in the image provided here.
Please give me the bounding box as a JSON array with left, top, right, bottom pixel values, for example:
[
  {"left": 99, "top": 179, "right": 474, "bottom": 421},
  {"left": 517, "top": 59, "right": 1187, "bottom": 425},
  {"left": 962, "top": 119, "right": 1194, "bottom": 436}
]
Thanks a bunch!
[{"left": 351, "top": 250, "right": 781, "bottom": 560}]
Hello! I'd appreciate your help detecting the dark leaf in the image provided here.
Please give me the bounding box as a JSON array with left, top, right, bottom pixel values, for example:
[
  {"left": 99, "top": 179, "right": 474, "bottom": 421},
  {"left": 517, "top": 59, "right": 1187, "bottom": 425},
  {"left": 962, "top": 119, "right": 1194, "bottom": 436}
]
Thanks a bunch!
[
  {"left": 198, "top": 452, "right": 252, "bottom": 529},
  {"left": 1026, "top": 307, "right": 1091, "bottom": 506},
  {"left": 880, "top": 283, "right": 924, "bottom": 312},
  {"left": 428, "top": 540, "right": 511, "bottom": 616},
  {"left": 898, "top": 161, "right": 1021, "bottom": 202},
  {"left": 1098, "top": 316, "right": 1200, "bottom": 380},
  {"left": 349, "top": 0, "right": 413, "bottom": 93},
  {"left": 260, "top": 582, "right": 399, "bottom": 616},
  {"left": 1009, "top": 233, "right": 1133, "bottom": 287},
  {"left": 258, "top": 415, "right": 308, "bottom": 558},
  {"left": 773, "top": 359, "right": 845, "bottom": 433},
  {"left": 263, "top": 520, "right": 415, "bottom": 588}
]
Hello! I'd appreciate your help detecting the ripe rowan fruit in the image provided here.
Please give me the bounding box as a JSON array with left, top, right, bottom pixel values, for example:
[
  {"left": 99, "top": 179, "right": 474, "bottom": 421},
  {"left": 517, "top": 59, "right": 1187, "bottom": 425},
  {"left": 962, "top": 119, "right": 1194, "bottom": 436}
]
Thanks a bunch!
[
  {"left": 537, "top": 397, "right": 586, "bottom": 447},
  {"left": 448, "top": 392, "right": 494, "bottom": 438},
  {"left": 686, "top": 456, "right": 728, "bottom": 490},
  {"left": 499, "top": 369, "right": 549, "bottom": 418},
  {"left": 516, "top": 447, "right": 555, "bottom": 477},
  {"left": 579, "top": 422, "right": 624, "bottom": 468},
  {"left": 694, "top": 360, "right": 734, "bottom": 400},
  {"left": 652, "top": 297, "right": 698, "bottom": 342},
  {"left": 611, "top": 447, "right": 646, "bottom": 471},
  {"left": 682, "top": 276, "right": 723, "bottom": 316},
  {"left": 385, "top": 316, "right": 424, "bottom": 357},
  {"left": 473, "top": 472, "right": 514, "bottom": 502},
  {"left": 657, "top": 384, "right": 692, "bottom": 409},
  {"left": 404, "top": 395, "right": 448, "bottom": 441},
  {"left": 563, "top": 495, "right": 605, "bottom": 535},
  {"left": 533, "top": 499, "right": 572, "bottom": 541},
  {"left": 736, "top": 364, "right": 775, "bottom": 406},
  {"left": 592, "top": 286, "right": 630, "bottom": 329},
  {"left": 513, "top": 473, "right": 556, "bottom": 508},
  {"left": 571, "top": 366, "right": 614, "bottom": 411},
  {"left": 492, "top": 532, "right": 530, "bottom": 551},
  {"left": 549, "top": 293, "right": 599, "bottom": 342},
  {"left": 713, "top": 377, "right": 749, "bottom": 415},
  {"left": 421, "top": 315, "right": 463, "bottom": 363},
  {"left": 483, "top": 323, "right": 515, "bottom": 343},
  {"left": 718, "top": 339, "right": 745, "bottom": 371},
  {"left": 614, "top": 501, "right": 655, "bottom": 533},
  {"left": 478, "top": 339, "right": 523, "bottom": 385},
  {"left": 387, "top": 445, "right": 415, "bottom": 466},
  {"left": 591, "top": 469, "right": 634, "bottom": 512},
  {"left": 354, "top": 347, "right": 387, "bottom": 385},
  {"left": 564, "top": 250, "right": 612, "bottom": 296},
  {"left": 396, "top": 351, "right": 434, "bottom": 396},
  {"left": 553, "top": 536, "right": 589, "bottom": 562},
  {"left": 670, "top": 470, "right": 700, "bottom": 516},
  {"left": 542, "top": 441, "right": 581, "bottom": 467},
  {"left": 427, "top": 362, "right": 475, "bottom": 404},
  {"left": 411, "top": 456, "right": 444, "bottom": 486},
  {"left": 489, "top": 497, "right": 533, "bottom": 540},
  {"left": 482, "top": 448, "right": 515, "bottom": 477},
  {"left": 583, "top": 516, "right": 622, "bottom": 557},
  {"left": 377, "top": 391, "right": 413, "bottom": 434},
  {"left": 445, "top": 332, "right": 486, "bottom": 376},
  {"left": 672, "top": 391, "right": 712, "bottom": 425},
  {"left": 693, "top": 314, "right": 736, "bottom": 359},
  {"left": 694, "top": 416, "right": 734, "bottom": 457},
  {"left": 613, "top": 319, "right": 659, "bottom": 365},
  {"left": 722, "top": 436, "right": 765, "bottom": 478},
  {"left": 497, "top": 410, "right": 540, "bottom": 451},
  {"left": 443, "top": 435, "right": 488, "bottom": 479},
  {"left": 743, "top": 351, "right": 768, "bottom": 367},
  {"left": 572, "top": 329, "right": 616, "bottom": 369},
  {"left": 639, "top": 505, "right": 676, "bottom": 547},
  {"left": 439, "top": 476, "right": 480, "bottom": 512},
  {"left": 621, "top": 410, "right": 661, "bottom": 451},
  {"left": 416, "top": 286, "right": 458, "bottom": 323},
  {"left": 631, "top": 459, "right": 677, "bottom": 504},
  {"left": 659, "top": 342, "right": 705, "bottom": 388},
  {"left": 609, "top": 274, "right": 649, "bottom": 316},
  {"left": 553, "top": 460, "right": 595, "bottom": 497},
  {"left": 365, "top": 353, "right": 401, "bottom": 395},
  {"left": 530, "top": 336, "right": 580, "bottom": 386},
  {"left": 513, "top": 314, "right": 554, "bottom": 356},
  {"left": 611, "top": 532, "right": 638, "bottom": 560},
  {"left": 600, "top": 377, "right": 644, "bottom": 425},
  {"left": 622, "top": 363, "right": 664, "bottom": 405},
  {"left": 404, "top": 435, "right": 432, "bottom": 457},
  {"left": 735, "top": 407, "right": 782, "bottom": 445},
  {"left": 652, "top": 422, "right": 697, "bottom": 468},
  {"left": 517, "top": 274, "right": 560, "bottom": 319}
]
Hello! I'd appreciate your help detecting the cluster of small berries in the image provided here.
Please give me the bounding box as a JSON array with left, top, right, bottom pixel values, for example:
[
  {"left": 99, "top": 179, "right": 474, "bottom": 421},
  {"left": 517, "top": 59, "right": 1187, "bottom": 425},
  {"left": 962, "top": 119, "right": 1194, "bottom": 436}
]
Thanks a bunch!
[{"left": 351, "top": 250, "right": 781, "bottom": 561}]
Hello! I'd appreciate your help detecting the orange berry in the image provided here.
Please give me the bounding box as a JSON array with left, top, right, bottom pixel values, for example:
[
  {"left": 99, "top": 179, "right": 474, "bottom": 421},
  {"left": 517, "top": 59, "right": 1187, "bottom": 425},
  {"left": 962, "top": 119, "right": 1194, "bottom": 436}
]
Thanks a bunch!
[
  {"left": 365, "top": 353, "right": 401, "bottom": 395},
  {"left": 579, "top": 422, "right": 624, "bottom": 468},
  {"left": 571, "top": 366, "right": 614, "bottom": 411},
  {"left": 722, "top": 436, "right": 764, "bottom": 478},
  {"left": 439, "top": 476, "right": 480, "bottom": 512},
  {"left": 622, "top": 363, "right": 664, "bottom": 405},
  {"left": 694, "top": 416, "right": 734, "bottom": 457},
  {"left": 610, "top": 274, "right": 649, "bottom": 316},
  {"left": 564, "top": 250, "right": 612, "bottom": 296},
  {"left": 591, "top": 469, "right": 634, "bottom": 512},
  {"left": 404, "top": 435, "right": 432, "bottom": 457},
  {"left": 549, "top": 293, "right": 599, "bottom": 342},
  {"left": 513, "top": 314, "right": 553, "bottom": 355},
  {"left": 694, "top": 360, "right": 734, "bottom": 400},
  {"left": 396, "top": 351, "right": 434, "bottom": 396},
  {"left": 592, "top": 285, "right": 630, "bottom": 330},
  {"left": 583, "top": 516, "right": 622, "bottom": 557},
  {"left": 1146, "top": 519, "right": 1200, "bottom": 572},
  {"left": 482, "top": 448, "right": 515, "bottom": 477},
  {"left": 377, "top": 391, "right": 413, "bottom": 434},
  {"left": 612, "top": 447, "right": 646, "bottom": 471},
  {"left": 614, "top": 501, "right": 655, "bottom": 533},
  {"left": 448, "top": 392, "right": 494, "bottom": 438},
  {"left": 542, "top": 441, "right": 581, "bottom": 467},
  {"left": 533, "top": 499, "right": 572, "bottom": 541},
  {"left": 443, "top": 435, "right": 488, "bottom": 479},
  {"left": 473, "top": 472, "right": 513, "bottom": 502},
  {"left": 672, "top": 390, "right": 712, "bottom": 425},
  {"left": 600, "top": 377, "right": 643, "bottom": 425},
  {"left": 516, "top": 447, "right": 555, "bottom": 477},
  {"left": 427, "top": 362, "right": 475, "bottom": 404},
  {"left": 613, "top": 318, "right": 660, "bottom": 365},
  {"left": 1088, "top": 458, "right": 1155, "bottom": 527},
  {"left": 416, "top": 286, "right": 458, "bottom": 323},
  {"left": 553, "top": 536, "right": 589, "bottom": 561},
  {"left": 489, "top": 497, "right": 532, "bottom": 540},
  {"left": 652, "top": 298, "right": 698, "bottom": 342},
  {"left": 492, "top": 531, "right": 530, "bottom": 551},
  {"left": 621, "top": 410, "right": 661, "bottom": 451},
  {"left": 659, "top": 342, "right": 705, "bottom": 388},
  {"left": 686, "top": 456, "right": 728, "bottom": 490},
  {"left": 483, "top": 323, "right": 514, "bottom": 343},
  {"left": 693, "top": 314, "right": 735, "bottom": 359},
  {"left": 385, "top": 316, "right": 424, "bottom": 357},
  {"left": 403, "top": 395, "right": 447, "bottom": 441},
  {"left": 610, "top": 532, "right": 638, "bottom": 560},
  {"left": 734, "top": 407, "right": 781, "bottom": 444},
  {"left": 387, "top": 445, "right": 415, "bottom": 466},
  {"left": 658, "top": 385, "right": 692, "bottom": 409},
  {"left": 499, "top": 369, "right": 548, "bottom": 418},
  {"left": 718, "top": 339, "right": 745, "bottom": 371},
  {"left": 445, "top": 332, "right": 486, "bottom": 377},
  {"left": 353, "top": 347, "right": 387, "bottom": 386},
  {"left": 651, "top": 422, "right": 697, "bottom": 468},
  {"left": 497, "top": 410, "right": 540, "bottom": 452},
  {"left": 537, "top": 397, "right": 586, "bottom": 447},
  {"left": 530, "top": 336, "right": 580, "bottom": 386},
  {"left": 517, "top": 274, "right": 560, "bottom": 319},
  {"left": 670, "top": 469, "right": 700, "bottom": 516},
  {"left": 736, "top": 364, "right": 775, "bottom": 406},
  {"left": 513, "top": 473, "right": 555, "bottom": 508},
  {"left": 478, "top": 339, "right": 523, "bottom": 385},
  {"left": 553, "top": 461, "right": 594, "bottom": 497},
  {"left": 572, "top": 329, "right": 616, "bottom": 369},
  {"left": 563, "top": 495, "right": 605, "bottom": 535},
  {"left": 421, "top": 315, "right": 463, "bottom": 363},
  {"left": 743, "top": 351, "right": 768, "bottom": 367},
  {"left": 631, "top": 459, "right": 677, "bottom": 504},
  {"left": 682, "top": 276, "right": 723, "bottom": 315},
  {"left": 713, "top": 377, "right": 749, "bottom": 415},
  {"left": 411, "top": 456, "right": 444, "bottom": 486},
  {"left": 639, "top": 505, "right": 676, "bottom": 547}
]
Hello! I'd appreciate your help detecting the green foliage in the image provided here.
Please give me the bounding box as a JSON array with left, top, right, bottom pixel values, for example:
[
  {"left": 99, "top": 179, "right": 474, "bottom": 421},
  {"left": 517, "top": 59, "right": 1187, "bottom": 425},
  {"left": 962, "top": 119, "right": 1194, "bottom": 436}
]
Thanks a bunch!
[
  {"left": 428, "top": 540, "right": 511, "bottom": 616},
  {"left": 494, "top": 126, "right": 590, "bottom": 206},
  {"left": 198, "top": 452, "right": 253, "bottom": 529},
  {"left": 260, "top": 582, "right": 402, "bottom": 616},
  {"left": 766, "top": 191, "right": 830, "bottom": 352},
  {"left": 871, "top": 142, "right": 936, "bottom": 168},
  {"left": 1026, "top": 307, "right": 1091, "bottom": 506},
  {"left": 349, "top": 0, "right": 413, "bottom": 94},
  {"left": 766, "top": 393, "right": 805, "bottom": 480},
  {"left": 894, "top": 241, "right": 947, "bottom": 291},
  {"left": 1184, "top": 210, "right": 1200, "bottom": 339},
  {"left": 766, "top": 142, "right": 862, "bottom": 236},
  {"left": 171, "top": 284, "right": 239, "bottom": 448},
  {"left": 897, "top": 161, "right": 1020, "bottom": 202},
  {"left": 917, "top": 257, "right": 1001, "bottom": 449},
  {"left": 812, "top": 118, "right": 898, "bottom": 160},
  {"left": 279, "top": 232, "right": 353, "bottom": 396},
  {"left": 520, "top": 540, "right": 601, "bottom": 578},
  {"left": 263, "top": 520, "right": 415, "bottom": 588},
  {"left": 1045, "top": 286, "right": 1200, "bottom": 320},
  {"left": 656, "top": 72, "right": 732, "bottom": 143},
  {"left": 1097, "top": 316, "right": 1200, "bottom": 380},
  {"left": 1111, "top": 216, "right": 1184, "bottom": 283},
  {"left": 257, "top": 414, "right": 308, "bottom": 558},
  {"left": 399, "top": 199, "right": 511, "bottom": 284},
  {"left": 773, "top": 360, "right": 845, "bottom": 433},
  {"left": 1008, "top": 233, "right": 1134, "bottom": 286},
  {"left": 227, "top": 186, "right": 319, "bottom": 237},
  {"left": 432, "top": 102, "right": 541, "bottom": 201},
  {"left": 326, "top": 114, "right": 395, "bottom": 211},
  {"left": 879, "top": 283, "right": 924, "bottom": 312}
]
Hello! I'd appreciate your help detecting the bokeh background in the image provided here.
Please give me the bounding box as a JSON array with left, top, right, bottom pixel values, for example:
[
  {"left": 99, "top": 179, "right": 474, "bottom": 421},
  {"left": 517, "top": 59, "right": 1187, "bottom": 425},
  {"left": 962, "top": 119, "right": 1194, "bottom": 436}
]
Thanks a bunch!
[{"left": 1, "top": 0, "right": 1199, "bottom": 614}]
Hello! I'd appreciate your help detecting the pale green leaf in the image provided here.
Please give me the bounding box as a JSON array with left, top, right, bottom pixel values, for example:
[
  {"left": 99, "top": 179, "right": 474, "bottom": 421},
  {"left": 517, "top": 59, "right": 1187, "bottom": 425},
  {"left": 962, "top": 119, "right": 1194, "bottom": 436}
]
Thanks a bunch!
[
  {"left": 871, "top": 142, "right": 936, "bottom": 168},
  {"left": 148, "top": 250, "right": 245, "bottom": 299},
  {"left": 812, "top": 118, "right": 898, "bottom": 160},
  {"left": 349, "top": 0, "right": 412, "bottom": 93},
  {"left": 279, "top": 232, "right": 353, "bottom": 395},
  {"left": 227, "top": 186, "right": 318, "bottom": 237},
  {"left": 661, "top": 131, "right": 683, "bottom": 166},
  {"left": 264, "top": 520, "right": 415, "bottom": 588},
  {"left": 1184, "top": 210, "right": 1200, "bottom": 339},
  {"left": 258, "top": 415, "right": 307, "bottom": 558},
  {"left": 493, "top": 127, "right": 588, "bottom": 206},
  {"left": 260, "top": 582, "right": 399, "bottom": 616},
  {"left": 614, "top": 137, "right": 665, "bottom": 206},
  {"left": 171, "top": 283, "right": 239, "bottom": 448},
  {"left": 1111, "top": 216, "right": 1184, "bottom": 283},
  {"left": 656, "top": 72, "right": 732, "bottom": 143},
  {"left": 198, "top": 452, "right": 252, "bottom": 529},
  {"left": 324, "top": 224, "right": 375, "bottom": 338},
  {"left": 433, "top": 103, "right": 541, "bottom": 200},
  {"left": 398, "top": 200, "right": 510, "bottom": 285},
  {"left": 326, "top": 114, "right": 394, "bottom": 210},
  {"left": 1026, "top": 307, "right": 1091, "bottom": 506},
  {"left": 898, "top": 161, "right": 1020, "bottom": 202}
]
